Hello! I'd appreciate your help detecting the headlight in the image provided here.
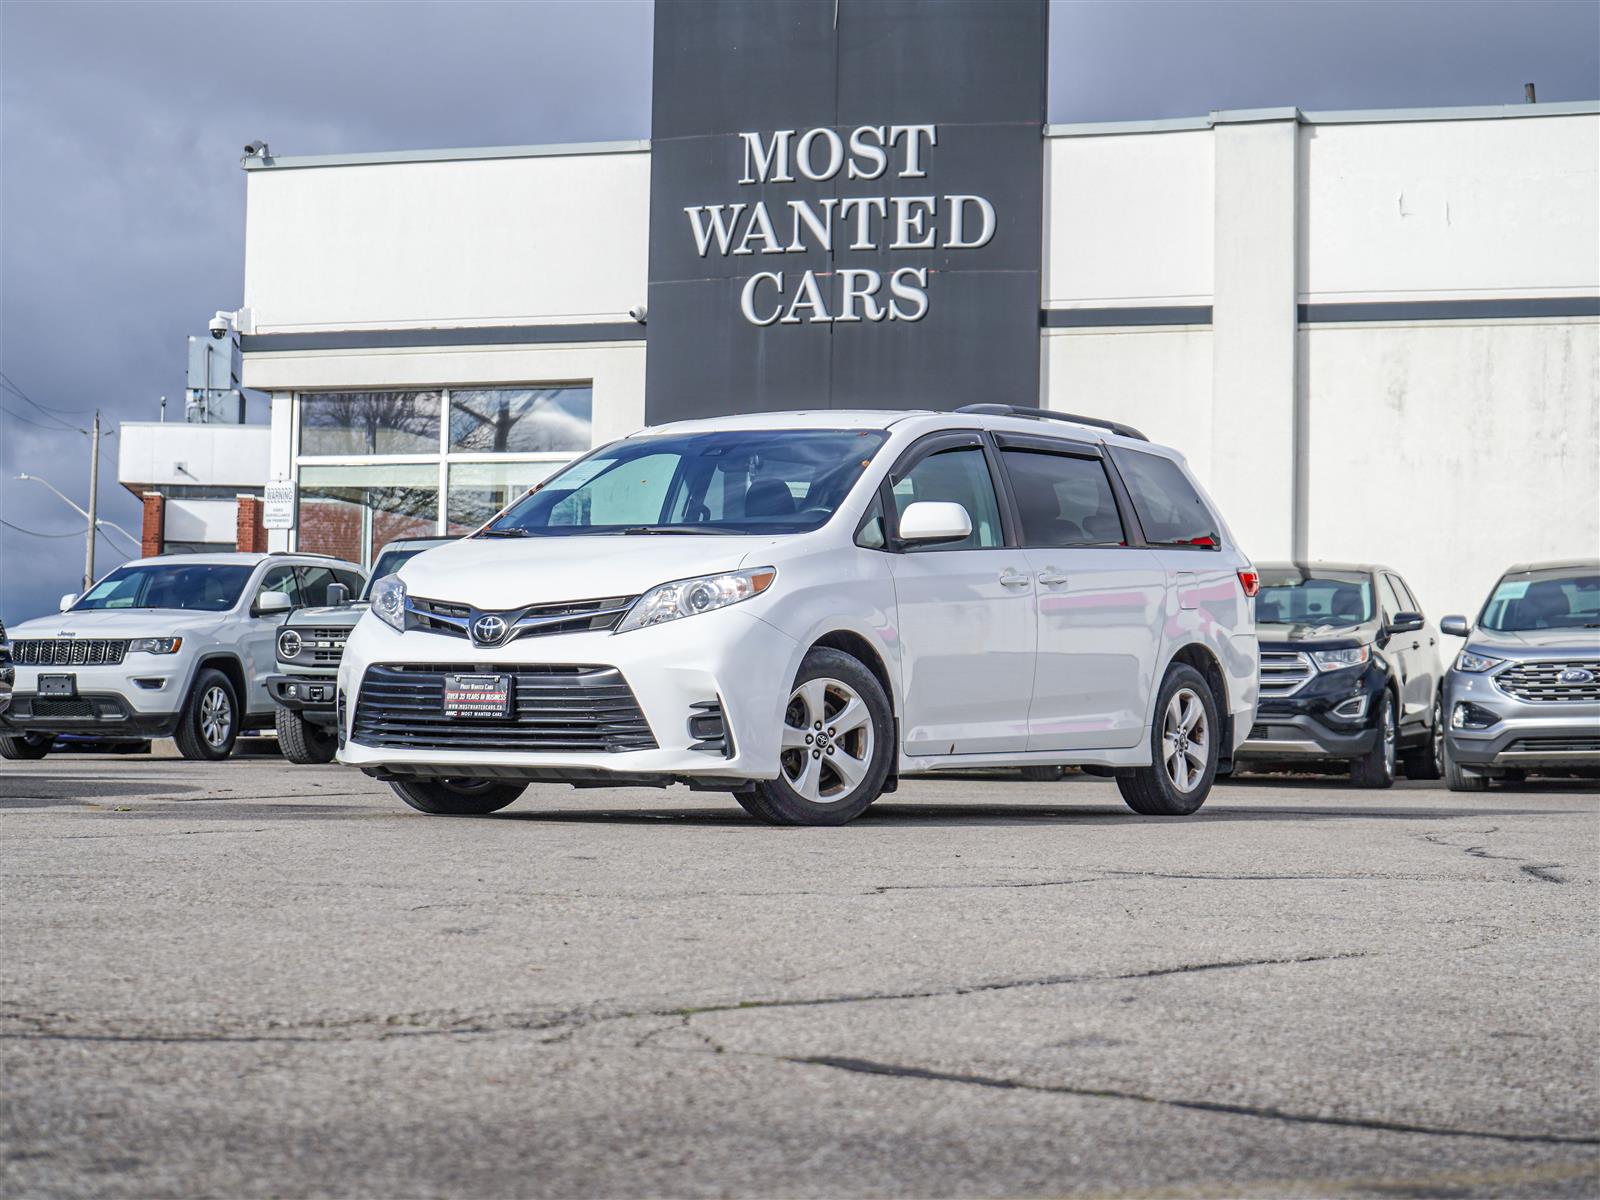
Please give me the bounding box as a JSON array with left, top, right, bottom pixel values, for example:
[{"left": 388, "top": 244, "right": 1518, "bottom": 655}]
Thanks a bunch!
[
  {"left": 1455, "top": 650, "right": 1504, "bottom": 673},
  {"left": 615, "top": 567, "right": 776, "bottom": 633},
  {"left": 1311, "top": 645, "right": 1369, "bottom": 672},
  {"left": 127, "top": 637, "right": 182, "bottom": 655},
  {"left": 369, "top": 575, "right": 407, "bottom": 632},
  {"left": 277, "top": 629, "right": 302, "bottom": 659}
]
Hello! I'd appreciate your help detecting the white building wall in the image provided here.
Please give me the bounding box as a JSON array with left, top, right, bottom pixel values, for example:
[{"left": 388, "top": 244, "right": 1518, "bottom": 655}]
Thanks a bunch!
[{"left": 116, "top": 422, "right": 271, "bottom": 489}]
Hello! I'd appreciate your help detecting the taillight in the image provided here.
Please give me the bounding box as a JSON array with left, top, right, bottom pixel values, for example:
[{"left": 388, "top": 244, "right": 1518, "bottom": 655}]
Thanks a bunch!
[{"left": 1237, "top": 568, "right": 1260, "bottom": 598}]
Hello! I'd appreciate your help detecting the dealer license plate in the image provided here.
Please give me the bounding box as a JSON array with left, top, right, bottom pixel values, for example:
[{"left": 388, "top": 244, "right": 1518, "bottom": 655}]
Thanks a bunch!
[
  {"left": 38, "top": 674, "right": 77, "bottom": 698},
  {"left": 442, "top": 673, "right": 512, "bottom": 719}
]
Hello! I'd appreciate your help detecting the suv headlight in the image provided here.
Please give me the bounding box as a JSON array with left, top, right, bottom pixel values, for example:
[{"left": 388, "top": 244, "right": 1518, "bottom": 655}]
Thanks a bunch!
[
  {"left": 1311, "top": 645, "right": 1369, "bottom": 672},
  {"left": 277, "top": 629, "right": 302, "bottom": 660},
  {"left": 616, "top": 568, "right": 776, "bottom": 633},
  {"left": 127, "top": 637, "right": 183, "bottom": 655},
  {"left": 1455, "top": 649, "right": 1504, "bottom": 673},
  {"left": 369, "top": 575, "right": 407, "bottom": 632}
]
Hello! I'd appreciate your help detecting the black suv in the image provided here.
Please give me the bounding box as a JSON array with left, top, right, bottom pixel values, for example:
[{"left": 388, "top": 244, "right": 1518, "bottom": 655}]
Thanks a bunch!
[{"left": 1237, "top": 563, "right": 1442, "bottom": 787}]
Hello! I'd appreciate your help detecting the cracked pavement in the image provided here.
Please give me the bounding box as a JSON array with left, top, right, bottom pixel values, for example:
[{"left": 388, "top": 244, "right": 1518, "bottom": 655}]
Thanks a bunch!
[{"left": 2, "top": 752, "right": 1597, "bottom": 1198}]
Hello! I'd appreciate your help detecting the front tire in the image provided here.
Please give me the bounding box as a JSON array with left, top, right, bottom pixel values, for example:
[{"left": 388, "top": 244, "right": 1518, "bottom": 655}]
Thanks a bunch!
[
  {"left": 1350, "top": 691, "right": 1398, "bottom": 789},
  {"left": 275, "top": 706, "right": 337, "bottom": 764},
  {"left": 390, "top": 778, "right": 527, "bottom": 815},
  {"left": 0, "top": 732, "right": 51, "bottom": 760},
  {"left": 736, "top": 647, "right": 894, "bottom": 826},
  {"left": 1117, "top": 664, "right": 1219, "bottom": 816},
  {"left": 174, "top": 669, "right": 240, "bottom": 761}
]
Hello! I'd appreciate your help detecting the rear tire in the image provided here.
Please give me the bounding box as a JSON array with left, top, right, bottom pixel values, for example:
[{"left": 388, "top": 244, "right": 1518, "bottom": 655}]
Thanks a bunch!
[
  {"left": 736, "top": 648, "right": 894, "bottom": 826},
  {"left": 1117, "top": 664, "right": 1219, "bottom": 816},
  {"left": 275, "top": 706, "right": 337, "bottom": 764},
  {"left": 1402, "top": 697, "right": 1443, "bottom": 781},
  {"left": 390, "top": 778, "right": 526, "bottom": 816},
  {"left": 1350, "top": 692, "right": 1398, "bottom": 789},
  {"left": 0, "top": 732, "right": 51, "bottom": 760},
  {"left": 174, "top": 669, "right": 240, "bottom": 761}
]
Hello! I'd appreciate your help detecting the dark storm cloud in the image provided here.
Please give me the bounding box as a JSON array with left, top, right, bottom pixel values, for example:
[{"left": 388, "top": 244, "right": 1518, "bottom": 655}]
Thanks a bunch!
[{"left": 2, "top": 0, "right": 1595, "bottom": 621}]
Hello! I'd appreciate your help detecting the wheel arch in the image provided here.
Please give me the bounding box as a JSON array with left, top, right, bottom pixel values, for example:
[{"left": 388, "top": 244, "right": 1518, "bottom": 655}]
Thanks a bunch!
[
  {"left": 1161, "top": 640, "right": 1231, "bottom": 765},
  {"left": 191, "top": 653, "right": 247, "bottom": 712},
  {"left": 807, "top": 629, "right": 897, "bottom": 717}
]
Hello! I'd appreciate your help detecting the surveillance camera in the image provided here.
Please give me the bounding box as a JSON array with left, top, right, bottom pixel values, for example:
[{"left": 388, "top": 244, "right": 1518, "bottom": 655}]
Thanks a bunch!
[
  {"left": 628, "top": 304, "right": 648, "bottom": 324},
  {"left": 209, "top": 313, "right": 232, "bottom": 340},
  {"left": 243, "top": 140, "right": 270, "bottom": 158}
]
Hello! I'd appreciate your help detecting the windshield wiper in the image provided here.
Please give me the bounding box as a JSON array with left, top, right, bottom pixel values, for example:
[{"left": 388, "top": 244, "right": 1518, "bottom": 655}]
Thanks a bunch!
[
  {"left": 617, "top": 525, "right": 740, "bottom": 536},
  {"left": 476, "top": 528, "right": 529, "bottom": 538}
]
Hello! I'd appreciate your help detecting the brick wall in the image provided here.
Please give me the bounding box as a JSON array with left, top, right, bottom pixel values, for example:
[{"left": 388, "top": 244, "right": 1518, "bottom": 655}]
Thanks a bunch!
[
  {"left": 140, "top": 493, "right": 165, "bottom": 558},
  {"left": 235, "top": 495, "right": 268, "bottom": 553}
]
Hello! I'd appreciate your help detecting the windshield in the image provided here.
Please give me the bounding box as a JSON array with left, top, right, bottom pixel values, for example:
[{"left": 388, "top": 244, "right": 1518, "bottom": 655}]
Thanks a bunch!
[
  {"left": 365, "top": 544, "right": 445, "bottom": 595},
  {"left": 72, "top": 563, "right": 253, "bottom": 612},
  {"left": 1255, "top": 569, "right": 1374, "bottom": 627},
  {"left": 485, "top": 428, "right": 889, "bottom": 536},
  {"left": 1479, "top": 570, "right": 1600, "bottom": 632}
]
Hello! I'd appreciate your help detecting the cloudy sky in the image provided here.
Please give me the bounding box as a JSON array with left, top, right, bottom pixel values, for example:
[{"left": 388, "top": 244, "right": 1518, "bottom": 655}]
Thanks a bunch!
[{"left": 2, "top": 0, "right": 1596, "bottom": 622}]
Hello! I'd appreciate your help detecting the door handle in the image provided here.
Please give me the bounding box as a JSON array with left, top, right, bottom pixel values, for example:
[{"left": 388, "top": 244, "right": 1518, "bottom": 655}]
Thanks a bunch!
[
  {"left": 999, "top": 571, "right": 1031, "bottom": 588},
  {"left": 1037, "top": 571, "right": 1068, "bottom": 586},
  {"left": 1412, "top": 641, "right": 1421, "bottom": 650}
]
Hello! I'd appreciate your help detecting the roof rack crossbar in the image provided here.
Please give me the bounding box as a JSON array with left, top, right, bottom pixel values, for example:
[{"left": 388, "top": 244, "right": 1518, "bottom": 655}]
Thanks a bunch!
[{"left": 954, "top": 403, "right": 1149, "bottom": 441}]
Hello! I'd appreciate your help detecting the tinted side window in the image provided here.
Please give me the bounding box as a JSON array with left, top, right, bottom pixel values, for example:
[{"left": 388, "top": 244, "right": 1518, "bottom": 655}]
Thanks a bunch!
[
  {"left": 891, "top": 447, "right": 1003, "bottom": 550},
  {"left": 1001, "top": 450, "right": 1125, "bottom": 548},
  {"left": 1378, "top": 574, "right": 1406, "bottom": 622},
  {"left": 297, "top": 566, "right": 338, "bottom": 607},
  {"left": 855, "top": 495, "right": 888, "bottom": 550},
  {"left": 1392, "top": 574, "right": 1421, "bottom": 614},
  {"left": 1109, "top": 448, "right": 1218, "bottom": 546},
  {"left": 256, "top": 564, "right": 300, "bottom": 608}
]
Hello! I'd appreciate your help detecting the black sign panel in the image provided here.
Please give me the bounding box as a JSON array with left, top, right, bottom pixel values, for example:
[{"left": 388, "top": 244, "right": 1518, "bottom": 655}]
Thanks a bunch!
[{"left": 646, "top": 0, "right": 1048, "bottom": 423}]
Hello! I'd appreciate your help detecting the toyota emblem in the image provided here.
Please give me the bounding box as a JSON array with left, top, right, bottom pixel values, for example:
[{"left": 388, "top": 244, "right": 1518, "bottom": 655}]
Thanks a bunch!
[
  {"left": 471, "top": 614, "right": 509, "bottom": 645},
  {"left": 1558, "top": 667, "right": 1594, "bottom": 685}
]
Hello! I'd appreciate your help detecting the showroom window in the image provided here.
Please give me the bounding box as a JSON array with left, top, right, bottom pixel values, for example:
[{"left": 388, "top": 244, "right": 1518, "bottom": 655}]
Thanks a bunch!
[{"left": 299, "top": 391, "right": 441, "bottom": 455}]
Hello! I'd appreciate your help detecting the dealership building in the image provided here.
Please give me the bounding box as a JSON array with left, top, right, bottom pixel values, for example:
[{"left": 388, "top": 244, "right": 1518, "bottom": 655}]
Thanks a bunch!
[{"left": 128, "top": 2, "right": 1598, "bottom": 620}]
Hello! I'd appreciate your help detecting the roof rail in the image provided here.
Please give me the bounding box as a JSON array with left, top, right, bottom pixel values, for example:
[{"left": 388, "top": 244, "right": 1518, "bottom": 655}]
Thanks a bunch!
[
  {"left": 955, "top": 403, "right": 1149, "bottom": 442},
  {"left": 269, "top": 550, "right": 341, "bottom": 560}
]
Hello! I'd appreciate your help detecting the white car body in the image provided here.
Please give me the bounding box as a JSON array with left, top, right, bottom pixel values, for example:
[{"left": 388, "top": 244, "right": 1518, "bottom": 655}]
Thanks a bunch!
[
  {"left": 337, "top": 410, "right": 1258, "bottom": 804},
  {"left": 2, "top": 552, "right": 363, "bottom": 749}
]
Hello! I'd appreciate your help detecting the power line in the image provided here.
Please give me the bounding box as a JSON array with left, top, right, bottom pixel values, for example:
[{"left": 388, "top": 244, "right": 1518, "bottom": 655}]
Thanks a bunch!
[
  {"left": 0, "top": 403, "right": 85, "bottom": 434},
  {"left": 0, "top": 517, "right": 86, "bottom": 539},
  {"left": 0, "top": 370, "right": 94, "bottom": 418}
]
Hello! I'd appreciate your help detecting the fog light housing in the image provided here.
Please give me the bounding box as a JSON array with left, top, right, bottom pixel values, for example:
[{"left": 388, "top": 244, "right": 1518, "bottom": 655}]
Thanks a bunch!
[
  {"left": 1452, "top": 701, "right": 1499, "bottom": 730},
  {"left": 1330, "top": 694, "right": 1368, "bottom": 721}
]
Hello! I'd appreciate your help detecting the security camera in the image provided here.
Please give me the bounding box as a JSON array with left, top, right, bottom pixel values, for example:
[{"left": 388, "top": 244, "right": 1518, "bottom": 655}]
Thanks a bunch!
[
  {"left": 628, "top": 304, "right": 648, "bottom": 324},
  {"left": 209, "top": 312, "right": 233, "bottom": 340},
  {"left": 243, "top": 140, "right": 270, "bottom": 158}
]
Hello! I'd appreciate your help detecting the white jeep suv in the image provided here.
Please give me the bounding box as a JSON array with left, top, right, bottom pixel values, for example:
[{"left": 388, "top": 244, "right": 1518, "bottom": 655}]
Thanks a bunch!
[
  {"left": 1, "top": 552, "right": 363, "bottom": 761},
  {"left": 339, "top": 406, "right": 1260, "bottom": 824}
]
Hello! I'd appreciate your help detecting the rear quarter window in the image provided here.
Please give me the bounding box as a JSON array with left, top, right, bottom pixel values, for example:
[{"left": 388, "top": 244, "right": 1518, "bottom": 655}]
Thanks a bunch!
[{"left": 1108, "top": 447, "right": 1219, "bottom": 547}]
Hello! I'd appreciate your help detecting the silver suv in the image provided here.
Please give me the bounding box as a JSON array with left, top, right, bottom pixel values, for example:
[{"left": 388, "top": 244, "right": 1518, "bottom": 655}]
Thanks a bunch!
[
  {"left": 0, "top": 552, "right": 363, "bottom": 761},
  {"left": 1436, "top": 560, "right": 1600, "bottom": 790}
]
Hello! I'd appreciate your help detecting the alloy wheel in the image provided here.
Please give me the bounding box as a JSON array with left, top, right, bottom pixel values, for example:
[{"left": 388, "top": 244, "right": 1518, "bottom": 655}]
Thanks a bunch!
[
  {"left": 1381, "top": 696, "right": 1397, "bottom": 779},
  {"left": 1431, "top": 698, "right": 1444, "bottom": 776},
  {"left": 1161, "top": 686, "right": 1210, "bottom": 793},
  {"left": 780, "top": 677, "right": 875, "bottom": 804},
  {"left": 200, "top": 686, "right": 233, "bottom": 749}
]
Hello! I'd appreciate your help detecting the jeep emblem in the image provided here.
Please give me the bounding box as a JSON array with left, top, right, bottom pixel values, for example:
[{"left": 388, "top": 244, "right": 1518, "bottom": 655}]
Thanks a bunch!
[{"left": 471, "top": 614, "right": 509, "bottom": 646}]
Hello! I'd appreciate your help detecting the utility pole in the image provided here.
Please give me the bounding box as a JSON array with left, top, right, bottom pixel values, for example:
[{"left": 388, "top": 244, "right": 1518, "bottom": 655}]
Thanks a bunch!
[{"left": 84, "top": 410, "right": 101, "bottom": 591}]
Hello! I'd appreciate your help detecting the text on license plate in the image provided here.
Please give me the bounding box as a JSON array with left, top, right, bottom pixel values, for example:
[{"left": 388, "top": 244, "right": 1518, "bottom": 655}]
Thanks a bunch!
[{"left": 442, "top": 673, "right": 512, "bottom": 718}]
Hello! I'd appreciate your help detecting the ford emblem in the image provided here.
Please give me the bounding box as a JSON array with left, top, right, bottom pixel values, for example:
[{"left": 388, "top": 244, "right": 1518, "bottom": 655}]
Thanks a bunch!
[
  {"left": 471, "top": 614, "right": 509, "bottom": 645},
  {"left": 1558, "top": 667, "right": 1594, "bottom": 685}
]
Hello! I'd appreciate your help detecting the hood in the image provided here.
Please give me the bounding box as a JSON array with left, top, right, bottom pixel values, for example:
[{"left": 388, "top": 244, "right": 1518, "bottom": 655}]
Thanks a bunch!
[
  {"left": 1257, "top": 620, "right": 1376, "bottom": 648},
  {"left": 285, "top": 602, "right": 367, "bottom": 629},
  {"left": 1468, "top": 628, "right": 1600, "bottom": 658},
  {"left": 7, "top": 607, "right": 230, "bottom": 639},
  {"left": 398, "top": 534, "right": 768, "bottom": 609}
]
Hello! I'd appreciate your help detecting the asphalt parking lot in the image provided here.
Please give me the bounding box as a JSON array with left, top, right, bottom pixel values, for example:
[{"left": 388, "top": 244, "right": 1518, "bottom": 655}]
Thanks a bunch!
[{"left": 2, "top": 750, "right": 1597, "bottom": 1199}]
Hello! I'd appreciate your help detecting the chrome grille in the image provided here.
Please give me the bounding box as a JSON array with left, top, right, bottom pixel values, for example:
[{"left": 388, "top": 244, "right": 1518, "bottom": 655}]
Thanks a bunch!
[
  {"left": 410, "top": 595, "right": 636, "bottom": 641},
  {"left": 351, "top": 663, "right": 656, "bottom": 753},
  {"left": 1259, "top": 649, "right": 1314, "bottom": 697},
  {"left": 1493, "top": 660, "right": 1600, "bottom": 703},
  {"left": 12, "top": 639, "right": 127, "bottom": 667}
]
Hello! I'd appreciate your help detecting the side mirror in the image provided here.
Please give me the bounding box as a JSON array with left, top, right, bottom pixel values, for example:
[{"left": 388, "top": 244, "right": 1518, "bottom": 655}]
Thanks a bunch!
[
  {"left": 58, "top": 593, "right": 78, "bottom": 612},
  {"left": 1440, "top": 614, "right": 1470, "bottom": 638},
  {"left": 1388, "top": 611, "right": 1425, "bottom": 635},
  {"left": 325, "top": 582, "right": 351, "bottom": 607},
  {"left": 898, "top": 501, "right": 973, "bottom": 546},
  {"left": 257, "top": 590, "right": 293, "bottom": 616}
]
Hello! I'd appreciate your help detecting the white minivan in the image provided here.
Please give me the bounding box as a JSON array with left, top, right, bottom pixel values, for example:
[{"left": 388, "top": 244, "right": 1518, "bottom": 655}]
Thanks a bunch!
[{"left": 338, "top": 406, "right": 1259, "bottom": 824}]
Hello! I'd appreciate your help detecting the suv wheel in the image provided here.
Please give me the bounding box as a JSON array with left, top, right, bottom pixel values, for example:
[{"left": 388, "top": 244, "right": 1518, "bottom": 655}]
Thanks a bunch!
[
  {"left": 1440, "top": 706, "right": 1491, "bottom": 792},
  {"left": 1117, "top": 664, "right": 1219, "bottom": 816},
  {"left": 0, "top": 732, "right": 51, "bottom": 760},
  {"left": 1351, "top": 692, "right": 1398, "bottom": 789},
  {"left": 174, "top": 669, "right": 240, "bottom": 761},
  {"left": 390, "top": 778, "right": 527, "bottom": 815},
  {"left": 275, "top": 706, "right": 337, "bottom": 765},
  {"left": 1402, "top": 696, "right": 1443, "bottom": 781},
  {"left": 736, "top": 647, "right": 894, "bottom": 826}
]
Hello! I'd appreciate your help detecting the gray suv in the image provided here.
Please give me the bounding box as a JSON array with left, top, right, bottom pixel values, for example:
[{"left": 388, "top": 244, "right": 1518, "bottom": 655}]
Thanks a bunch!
[
  {"left": 268, "top": 538, "right": 451, "bottom": 763},
  {"left": 1436, "top": 560, "right": 1600, "bottom": 790}
]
